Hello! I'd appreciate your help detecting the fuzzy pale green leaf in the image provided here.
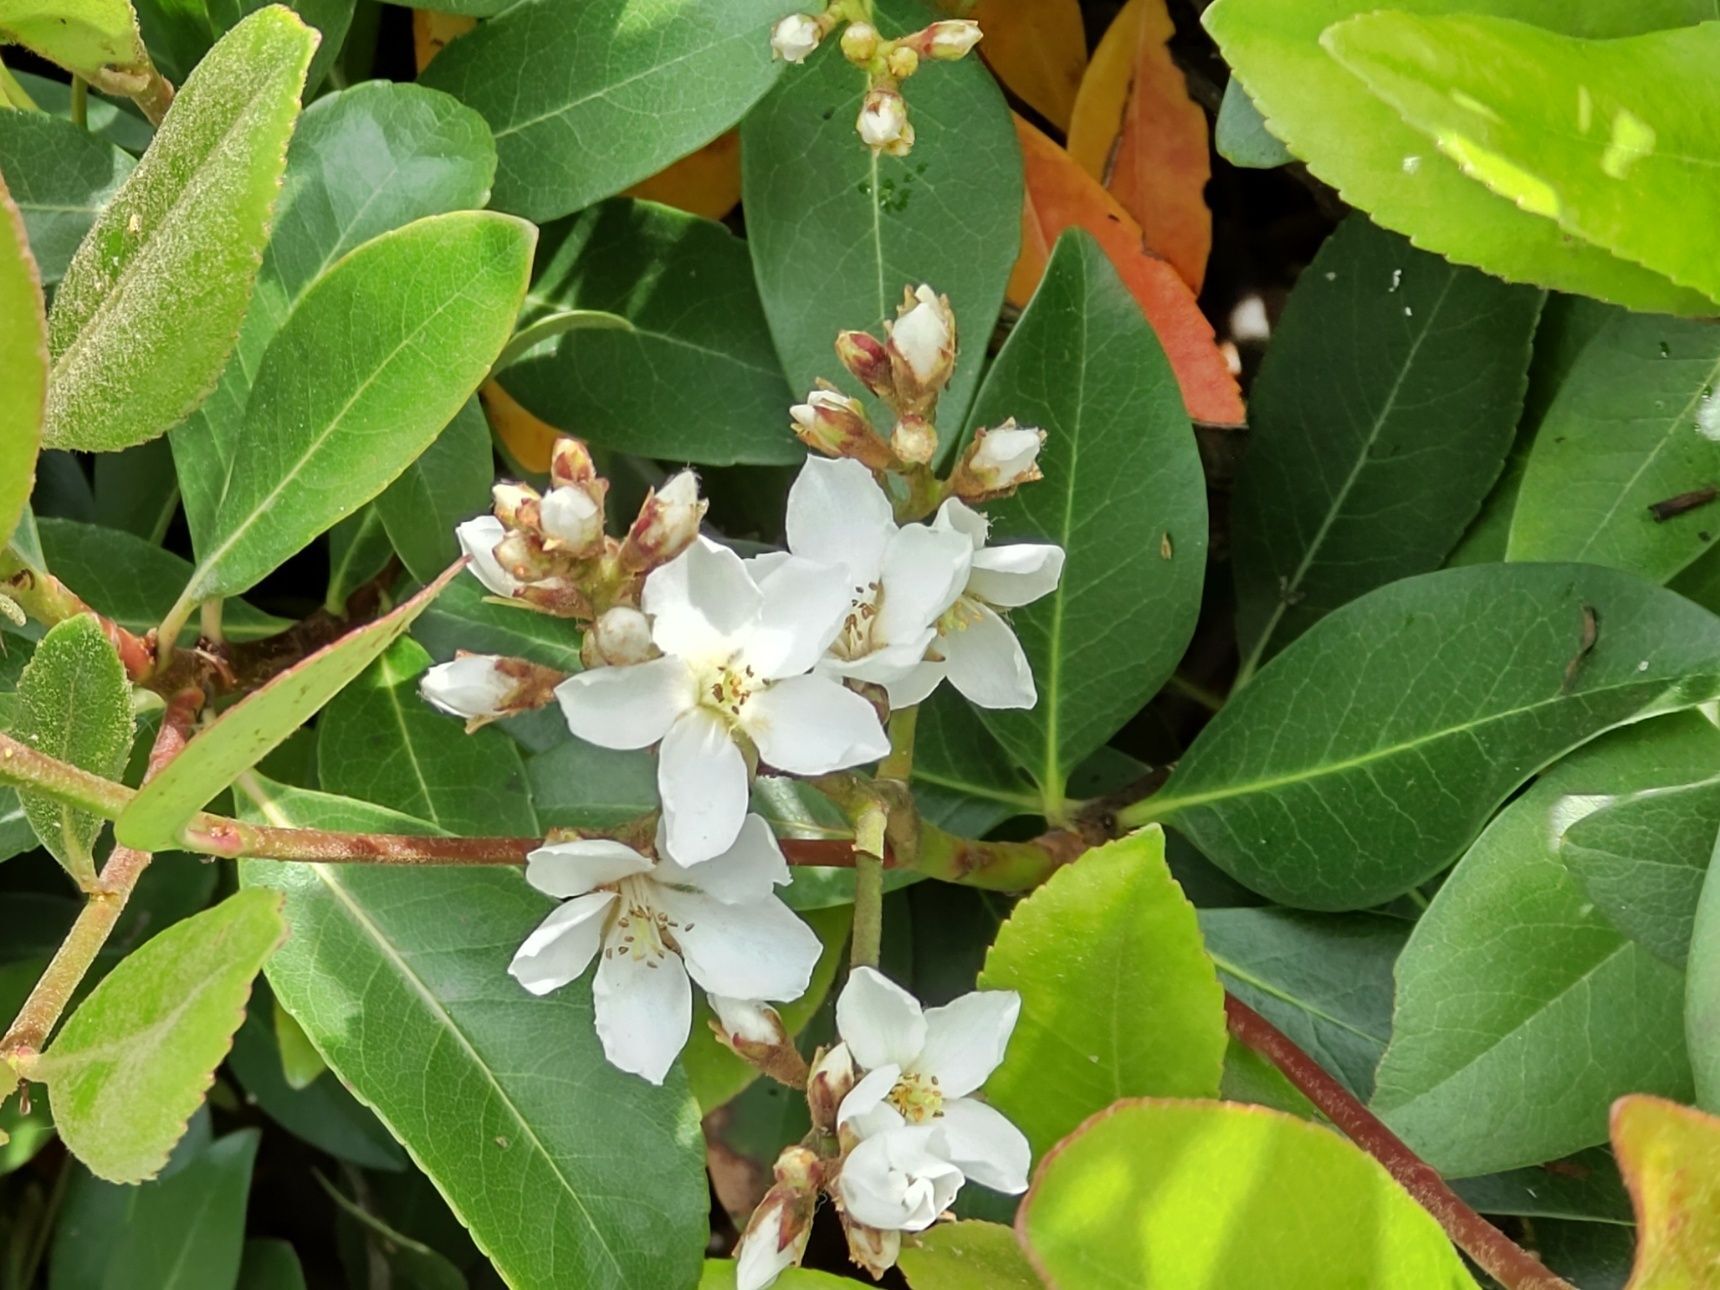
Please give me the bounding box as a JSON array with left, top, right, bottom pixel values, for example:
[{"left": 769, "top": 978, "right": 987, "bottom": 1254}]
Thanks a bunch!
[
  {"left": 0, "top": 171, "right": 43, "bottom": 553},
  {"left": 899, "top": 1221, "right": 1041, "bottom": 1290},
  {"left": 0, "top": 0, "right": 151, "bottom": 85}
]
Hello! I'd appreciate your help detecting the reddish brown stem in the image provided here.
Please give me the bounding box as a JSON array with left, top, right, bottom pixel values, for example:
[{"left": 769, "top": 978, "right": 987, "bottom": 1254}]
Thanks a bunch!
[{"left": 1224, "top": 994, "right": 1572, "bottom": 1290}]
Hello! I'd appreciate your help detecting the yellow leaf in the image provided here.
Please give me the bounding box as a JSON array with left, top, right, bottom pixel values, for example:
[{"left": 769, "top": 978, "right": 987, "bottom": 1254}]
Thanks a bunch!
[
  {"left": 1613, "top": 1095, "right": 1720, "bottom": 1289},
  {"left": 955, "top": 0, "right": 1088, "bottom": 132},
  {"left": 623, "top": 131, "right": 741, "bottom": 221},
  {"left": 481, "top": 379, "right": 562, "bottom": 474},
  {"left": 1066, "top": 0, "right": 1143, "bottom": 179},
  {"left": 412, "top": 10, "right": 475, "bottom": 72}
]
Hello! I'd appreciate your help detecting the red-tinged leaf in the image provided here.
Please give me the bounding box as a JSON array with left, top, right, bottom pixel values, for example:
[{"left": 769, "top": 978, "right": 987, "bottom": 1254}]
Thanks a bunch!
[
  {"left": 1612, "top": 1095, "right": 1720, "bottom": 1288},
  {"left": 1010, "top": 115, "right": 1243, "bottom": 426},
  {"left": 952, "top": 0, "right": 1088, "bottom": 132}
]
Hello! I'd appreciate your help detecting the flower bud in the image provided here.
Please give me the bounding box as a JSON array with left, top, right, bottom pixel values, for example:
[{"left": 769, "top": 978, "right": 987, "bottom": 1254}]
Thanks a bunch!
[
  {"left": 539, "top": 485, "right": 604, "bottom": 554},
  {"left": 885, "top": 44, "right": 919, "bottom": 79},
  {"left": 790, "top": 387, "right": 896, "bottom": 470},
  {"left": 835, "top": 330, "right": 895, "bottom": 399},
  {"left": 922, "top": 19, "right": 982, "bottom": 60},
  {"left": 734, "top": 1147, "right": 820, "bottom": 1290},
  {"left": 840, "top": 1216, "right": 901, "bottom": 1281},
  {"left": 952, "top": 418, "right": 1045, "bottom": 500},
  {"left": 770, "top": 12, "right": 822, "bottom": 64},
  {"left": 889, "top": 412, "right": 937, "bottom": 466},
  {"left": 839, "top": 20, "right": 878, "bottom": 64},
  {"left": 491, "top": 481, "right": 541, "bottom": 531},
  {"left": 619, "top": 470, "right": 707, "bottom": 572},
  {"left": 857, "top": 86, "right": 909, "bottom": 153},
  {"left": 584, "top": 606, "right": 656, "bottom": 669},
  {"left": 710, "top": 996, "right": 809, "bottom": 1088},
  {"left": 806, "top": 1042, "right": 857, "bottom": 1134},
  {"left": 549, "top": 436, "right": 599, "bottom": 490},
  {"left": 421, "top": 654, "right": 514, "bottom": 722},
  {"left": 456, "top": 517, "right": 522, "bottom": 597},
  {"left": 887, "top": 284, "right": 956, "bottom": 402}
]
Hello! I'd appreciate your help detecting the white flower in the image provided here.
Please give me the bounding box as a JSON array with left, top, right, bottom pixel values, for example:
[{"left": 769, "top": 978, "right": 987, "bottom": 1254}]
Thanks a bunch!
[
  {"left": 967, "top": 422, "right": 1044, "bottom": 492},
  {"left": 888, "top": 285, "right": 955, "bottom": 391},
  {"left": 420, "top": 654, "right": 513, "bottom": 721},
  {"left": 588, "top": 606, "right": 655, "bottom": 667},
  {"left": 888, "top": 499, "right": 1064, "bottom": 711},
  {"left": 770, "top": 12, "right": 821, "bottom": 63},
  {"left": 508, "top": 816, "right": 822, "bottom": 1085},
  {"left": 456, "top": 516, "right": 519, "bottom": 597},
  {"left": 781, "top": 457, "right": 970, "bottom": 687},
  {"left": 924, "top": 19, "right": 982, "bottom": 60},
  {"left": 857, "top": 87, "right": 908, "bottom": 151},
  {"left": 556, "top": 536, "right": 889, "bottom": 863},
  {"left": 833, "top": 967, "right": 1030, "bottom": 1195},
  {"left": 838, "top": 1124, "right": 966, "bottom": 1232},
  {"left": 539, "top": 485, "right": 603, "bottom": 552}
]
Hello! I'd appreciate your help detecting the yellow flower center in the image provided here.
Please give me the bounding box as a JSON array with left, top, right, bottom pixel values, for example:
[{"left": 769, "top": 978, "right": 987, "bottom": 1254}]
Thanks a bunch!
[
  {"left": 699, "top": 654, "right": 758, "bottom": 722},
  {"left": 887, "top": 1071, "right": 944, "bottom": 1124},
  {"left": 831, "top": 580, "right": 884, "bottom": 662},
  {"left": 606, "top": 876, "right": 688, "bottom": 966}
]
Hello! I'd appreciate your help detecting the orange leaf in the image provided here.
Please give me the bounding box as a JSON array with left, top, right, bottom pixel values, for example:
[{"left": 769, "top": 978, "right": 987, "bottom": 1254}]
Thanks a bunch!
[
  {"left": 481, "top": 379, "right": 563, "bottom": 475},
  {"left": 1613, "top": 1095, "right": 1720, "bottom": 1289},
  {"left": 1010, "top": 115, "right": 1242, "bottom": 427},
  {"left": 955, "top": 0, "right": 1088, "bottom": 132},
  {"left": 412, "top": 10, "right": 475, "bottom": 72},
  {"left": 622, "top": 130, "right": 741, "bottom": 222}
]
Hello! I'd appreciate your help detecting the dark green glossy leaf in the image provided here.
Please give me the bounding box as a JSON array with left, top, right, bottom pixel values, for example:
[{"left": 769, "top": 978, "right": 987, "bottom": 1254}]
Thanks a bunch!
[
  {"left": 92, "top": 439, "right": 179, "bottom": 543},
  {"left": 238, "top": 1239, "right": 307, "bottom": 1290},
  {"left": 1450, "top": 1148, "right": 1632, "bottom": 1227},
  {"left": 0, "top": 111, "right": 134, "bottom": 287},
  {"left": 412, "top": 572, "right": 584, "bottom": 673},
  {"left": 375, "top": 396, "right": 492, "bottom": 583}
]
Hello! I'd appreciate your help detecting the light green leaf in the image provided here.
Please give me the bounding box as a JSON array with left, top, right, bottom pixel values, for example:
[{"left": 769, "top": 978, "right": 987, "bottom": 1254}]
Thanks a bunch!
[
  {"left": 182, "top": 210, "right": 533, "bottom": 604},
  {"left": 741, "top": 0, "right": 1021, "bottom": 435},
  {"left": 1503, "top": 297, "right": 1720, "bottom": 582},
  {"left": 0, "top": 0, "right": 151, "bottom": 86},
  {"left": 978, "top": 828, "right": 1226, "bottom": 1158},
  {"left": 374, "top": 396, "right": 492, "bottom": 584},
  {"left": 44, "top": 6, "right": 315, "bottom": 451},
  {"left": 238, "top": 1239, "right": 307, "bottom": 1290},
  {"left": 1327, "top": 13, "right": 1720, "bottom": 308},
  {"left": 0, "top": 170, "right": 43, "bottom": 552},
  {"left": 1202, "top": 0, "right": 1713, "bottom": 315},
  {"left": 317, "top": 637, "right": 536, "bottom": 837},
  {"left": 419, "top": 0, "right": 782, "bottom": 222},
  {"left": 237, "top": 780, "right": 708, "bottom": 1289},
  {"left": 50, "top": 1128, "right": 260, "bottom": 1290},
  {"left": 900, "top": 1221, "right": 1041, "bottom": 1290},
  {"left": 38, "top": 890, "right": 284, "bottom": 1183},
  {"left": 1372, "top": 716, "right": 1713, "bottom": 1177},
  {"left": 115, "top": 563, "right": 460, "bottom": 852},
  {"left": 1230, "top": 214, "right": 1541, "bottom": 676},
  {"left": 698, "top": 1260, "right": 859, "bottom": 1289},
  {"left": 496, "top": 198, "right": 799, "bottom": 466},
  {"left": 1019, "top": 1099, "right": 1478, "bottom": 1289},
  {"left": 1690, "top": 837, "right": 1720, "bottom": 1112},
  {"left": 963, "top": 231, "right": 1206, "bottom": 801},
  {"left": 1136, "top": 563, "right": 1720, "bottom": 909},
  {"left": 1214, "top": 78, "right": 1291, "bottom": 169},
  {"left": 10, "top": 614, "right": 134, "bottom": 884},
  {"left": 1199, "top": 907, "right": 1406, "bottom": 1100},
  {"left": 0, "top": 111, "right": 134, "bottom": 287},
  {"left": 1610, "top": 1095, "right": 1720, "bottom": 1289},
  {"left": 172, "top": 79, "right": 497, "bottom": 547}
]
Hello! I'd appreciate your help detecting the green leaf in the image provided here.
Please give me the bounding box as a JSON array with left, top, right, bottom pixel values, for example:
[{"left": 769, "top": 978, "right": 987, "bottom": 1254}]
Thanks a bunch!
[
  {"left": 496, "top": 198, "right": 798, "bottom": 466},
  {"left": 320, "top": 1172, "right": 466, "bottom": 1290},
  {"left": 1559, "top": 774, "right": 1720, "bottom": 966},
  {"left": 35, "top": 518, "right": 289, "bottom": 644},
  {"left": 962, "top": 231, "right": 1206, "bottom": 800},
  {"left": 1201, "top": 0, "right": 1713, "bottom": 315},
  {"left": 0, "top": 111, "right": 135, "bottom": 287},
  {"left": 322, "top": 507, "right": 393, "bottom": 616},
  {"left": 374, "top": 396, "right": 492, "bottom": 584},
  {"left": 317, "top": 637, "right": 537, "bottom": 836},
  {"left": 977, "top": 828, "right": 1226, "bottom": 1158},
  {"left": 1690, "top": 838, "right": 1720, "bottom": 1112},
  {"left": 37, "top": 890, "right": 283, "bottom": 1183},
  {"left": 181, "top": 210, "right": 532, "bottom": 603},
  {"left": 419, "top": 0, "right": 782, "bottom": 222},
  {"left": 1019, "top": 1099, "right": 1478, "bottom": 1289},
  {"left": 411, "top": 571, "right": 584, "bottom": 673},
  {"left": 93, "top": 438, "right": 180, "bottom": 543},
  {"left": 238, "top": 1239, "right": 307, "bottom": 1290},
  {"left": 237, "top": 780, "right": 708, "bottom": 1289},
  {"left": 50, "top": 1128, "right": 260, "bottom": 1290},
  {"left": 0, "top": 0, "right": 151, "bottom": 85},
  {"left": 1502, "top": 297, "right": 1720, "bottom": 581},
  {"left": 698, "top": 1260, "right": 859, "bottom": 1289},
  {"left": 115, "top": 563, "right": 459, "bottom": 852},
  {"left": 1198, "top": 907, "right": 1407, "bottom": 1100},
  {"left": 10, "top": 614, "right": 134, "bottom": 884},
  {"left": 133, "top": 0, "right": 353, "bottom": 90},
  {"left": 172, "top": 79, "right": 497, "bottom": 547},
  {"left": 1372, "top": 716, "right": 1713, "bottom": 1177},
  {"left": 9, "top": 68, "right": 155, "bottom": 152},
  {"left": 44, "top": 6, "right": 315, "bottom": 451},
  {"left": 1214, "top": 78, "right": 1292, "bottom": 169},
  {"left": 741, "top": 0, "right": 1021, "bottom": 435},
  {"left": 0, "top": 170, "right": 43, "bottom": 552},
  {"left": 1230, "top": 214, "right": 1542, "bottom": 675},
  {"left": 1450, "top": 1148, "right": 1633, "bottom": 1227},
  {"left": 1137, "top": 563, "right": 1720, "bottom": 909},
  {"left": 899, "top": 1221, "right": 1040, "bottom": 1290},
  {"left": 1327, "top": 13, "right": 1720, "bottom": 309}
]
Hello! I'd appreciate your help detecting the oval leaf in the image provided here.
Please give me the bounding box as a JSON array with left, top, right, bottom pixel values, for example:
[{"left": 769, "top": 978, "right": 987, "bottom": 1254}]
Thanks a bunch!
[
  {"left": 38, "top": 890, "right": 285, "bottom": 1183},
  {"left": 0, "top": 171, "right": 44, "bottom": 551},
  {"left": 899, "top": 1220, "right": 1041, "bottom": 1290},
  {"left": 0, "top": 110, "right": 135, "bottom": 288},
  {"left": 1612, "top": 1095, "right": 1720, "bottom": 1289},
  {"left": 1691, "top": 844, "right": 1720, "bottom": 1114},
  {"left": 44, "top": 6, "right": 316, "bottom": 451}
]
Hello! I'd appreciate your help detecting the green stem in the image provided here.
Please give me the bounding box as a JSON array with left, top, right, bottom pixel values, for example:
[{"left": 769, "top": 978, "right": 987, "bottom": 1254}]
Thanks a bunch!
[
  {"left": 1167, "top": 672, "right": 1226, "bottom": 713},
  {"left": 69, "top": 77, "right": 87, "bottom": 128},
  {"left": 0, "top": 56, "right": 39, "bottom": 111},
  {"left": 849, "top": 799, "right": 887, "bottom": 969},
  {"left": 914, "top": 822, "right": 1086, "bottom": 890}
]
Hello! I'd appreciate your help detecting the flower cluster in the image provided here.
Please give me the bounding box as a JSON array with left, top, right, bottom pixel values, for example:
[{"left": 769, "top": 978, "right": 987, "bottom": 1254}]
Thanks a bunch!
[{"left": 769, "top": 4, "right": 983, "bottom": 155}]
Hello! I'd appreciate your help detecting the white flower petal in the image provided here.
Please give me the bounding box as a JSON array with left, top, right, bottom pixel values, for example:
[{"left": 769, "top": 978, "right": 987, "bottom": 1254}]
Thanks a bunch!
[
  {"left": 785, "top": 457, "right": 893, "bottom": 581},
  {"left": 643, "top": 537, "right": 763, "bottom": 661},
  {"left": 943, "top": 602, "right": 1035, "bottom": 710},
  {"left": 882, "top": 659, "right": 946, "bottom": 710},
  {"left": 743, "top": 674, "right": 889, "bottom": 774},
  {"left": 932, "top": 497, "right": 988, "bottom": 550},
  {"left": 747, "top": 554, "right": 852, "bottom": 680},
  {"left": 709, "top": 996, "right": 783, "bottom": 1046},
  {"left": 420, "top": 655, "right": 513, "bottom": 720},
  {"left": 836, "top": 966, "right": 926, "bottom": 1071},
  {"left": 735, "top": 1205, "right": 796, "bottom": 1290},
  {"left": 837, "top": 1063, "right": 901, "bottom": 1130},
  {"left": 656, "top": 814, "right": 789, "bottom": 902},
  {"left": 658, "top": 707, "right": 750, "bottom": 865},
  {"left": 831, "top": 631, "right": 936, "bottom": 686},
  {"left": 657, "top": 889, "right": 822, "bottom": 1002},
  {"left": 875, "top": 524, "right": 971, "bottom": 645},
  {"left": 969, "top": 543, "right": 1065, "bottom": 608},
  {"left": 456, "top": 516, "right": 518, "bottom": 595},
  {"left": 556, "top": 655, "right": 695, "bottom": 749},
  {"left": 592, "top": 945, "right": 693, "bottom": 1085},
  {"left": 507, "top": 892, "right": 616, "bottom": 995},
  {"left": 838, "top": 1125, "right": 964, "bottom": 1232},
  {"left": 936, "top": 1097, "right": 1032, "bottom": 1193},
  {"left": 539, "top": 486, "right": 602, "bottom": 549},
  {"left": 915, "top": 989, "right": 1021, "bottom": 1097},
  {"left": 524, "top": 839, "right": 652, "bottom": 899}
]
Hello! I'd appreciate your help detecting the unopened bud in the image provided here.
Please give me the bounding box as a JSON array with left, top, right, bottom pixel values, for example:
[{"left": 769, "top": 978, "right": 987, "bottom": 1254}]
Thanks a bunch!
[
  {"left": 840, "top": 20, "right": 878, "bottom": 64},
  {"left": 490, "top": 482, "right": 541, "bottom": 531},
  {"left": 885, "top": 44, "right": 919, "bottom": 79},
  {"left": 539, "top": 485, "right": 604, "bottom": 554},
  {"left": 890, "top": 412, "right": 937, "bottom": 466},
  {"left": 584, "top": 606, "right": 656, "bottom": 668},
  {"left": 771, "top": 12, "right": 822, "bottom": 64},
  {"left": 619, "top": 470, "right": 707, "bottom": 571},
  {"left": 711, "top": 996, "right": 809, "bottom": 1088},
  {"left": 734, "top": 1147, "right": 820, "bottom": 1290},
  {"left": 857, "top": 86, "right": 910, "bottom": 154},
  {"left": 834, "top": 330, "right": 895, "bottom": 399},
  {"left": 887, "top": 284, "right": 956, "bottom": 402},
  {"left": 457, "top": 517, "right": 522, "bottom": 597},
  {"left": 841, "top": 1216, "right": 901, "bottom": 1281},
  {"left": 807, "top": 1042, "right": 857, "bottom": 1133},
  {"left": 549, "top": 436, "right": 599, "bottom": 490},
  {"left": 421, "top": 654, "right": 514, "bottom": 722},
  {"left": 921, "top": 19, "right": 982, "bottom": 60},
  {"left": 953, "top": 418, "right": 1044, "bottom": 500},
  {"left": 790, "top": 387, "right": 895, "bottom": 470}
]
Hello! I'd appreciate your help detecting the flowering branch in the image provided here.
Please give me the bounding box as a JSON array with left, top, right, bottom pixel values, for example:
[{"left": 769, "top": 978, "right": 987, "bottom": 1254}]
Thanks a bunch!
[{"left": 1223, "top": 994, "right": 1573, "bottom": 1290}]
